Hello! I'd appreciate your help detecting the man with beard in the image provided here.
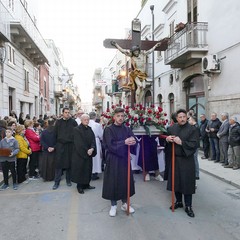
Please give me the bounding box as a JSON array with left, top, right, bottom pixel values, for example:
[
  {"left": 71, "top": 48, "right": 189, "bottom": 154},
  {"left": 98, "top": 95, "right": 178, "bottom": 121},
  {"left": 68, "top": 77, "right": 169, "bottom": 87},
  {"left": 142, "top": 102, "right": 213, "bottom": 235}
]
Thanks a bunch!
[
  {"left": 52, "top": 108, "right": 78, "bottom": 190},
  {"left": 71, "top": 114, "right": 96, "bottom": 194},
  {"left": 166, "top": 109, "right": 199, "bottom": 218},
  {"left": 102, "top": 108, "right": 136, "bottom": 217}
]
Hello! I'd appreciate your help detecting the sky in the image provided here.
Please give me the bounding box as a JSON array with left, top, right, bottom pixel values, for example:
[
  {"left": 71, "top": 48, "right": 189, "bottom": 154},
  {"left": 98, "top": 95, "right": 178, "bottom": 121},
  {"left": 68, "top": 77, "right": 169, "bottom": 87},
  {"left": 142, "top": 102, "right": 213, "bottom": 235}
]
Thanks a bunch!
[{"left": 34, "top": 0, "right": 141, "bottom": 102}]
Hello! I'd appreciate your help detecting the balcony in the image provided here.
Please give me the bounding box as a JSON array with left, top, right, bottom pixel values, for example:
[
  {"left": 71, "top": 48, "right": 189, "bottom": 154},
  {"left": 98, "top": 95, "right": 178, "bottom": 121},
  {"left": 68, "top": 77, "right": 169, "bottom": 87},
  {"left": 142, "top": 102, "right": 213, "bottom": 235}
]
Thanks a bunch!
[
  {"left": 9, "top": 1, "right": 48, "bottom": 65},
  {"left": 164, "top": 22, "right": 208, "bottom": 68},
  {"left": 54, "top": 84, "right": 64, "bottom": 97}
]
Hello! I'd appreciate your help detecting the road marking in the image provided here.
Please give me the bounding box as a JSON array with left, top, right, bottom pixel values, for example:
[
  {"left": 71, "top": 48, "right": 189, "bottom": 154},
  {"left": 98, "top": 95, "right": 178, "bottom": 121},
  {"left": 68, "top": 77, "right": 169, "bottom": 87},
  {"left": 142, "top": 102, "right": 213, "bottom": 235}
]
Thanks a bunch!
[{"left": 67, "top": 191, "right": 79, "bottom": 240}]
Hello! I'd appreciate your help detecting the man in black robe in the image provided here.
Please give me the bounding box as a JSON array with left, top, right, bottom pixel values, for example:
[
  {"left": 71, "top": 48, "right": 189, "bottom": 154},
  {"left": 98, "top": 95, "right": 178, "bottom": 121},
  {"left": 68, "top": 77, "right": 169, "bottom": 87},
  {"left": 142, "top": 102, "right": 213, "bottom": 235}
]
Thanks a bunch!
[
  {"left": 71, "top": 114, "right": 97, "bottom": 194},
  {"left": 166, "top": 109, "right": 199, "bottom": 218},
  {"left": 102, "top": 108, "right": 136, "bottom": 217},
  {"left": 52, "top": 108, "right": 78, "bottom": 190}
]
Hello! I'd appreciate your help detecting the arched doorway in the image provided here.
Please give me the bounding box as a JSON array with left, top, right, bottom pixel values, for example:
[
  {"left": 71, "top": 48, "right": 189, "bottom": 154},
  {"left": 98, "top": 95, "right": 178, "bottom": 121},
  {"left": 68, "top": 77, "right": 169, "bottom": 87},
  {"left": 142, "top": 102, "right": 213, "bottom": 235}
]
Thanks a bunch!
[
  {"left": 145, "top": 90, "right": 152, "bottom": 107},
  {"left": 168, "top": 93, "right": 174, "bottom": 115},
  {"left": 184, "top": 74, "right": 205, "bottom": 119},
  {"left": 157, "top": 94, "right": 163, "bottom": 108}
]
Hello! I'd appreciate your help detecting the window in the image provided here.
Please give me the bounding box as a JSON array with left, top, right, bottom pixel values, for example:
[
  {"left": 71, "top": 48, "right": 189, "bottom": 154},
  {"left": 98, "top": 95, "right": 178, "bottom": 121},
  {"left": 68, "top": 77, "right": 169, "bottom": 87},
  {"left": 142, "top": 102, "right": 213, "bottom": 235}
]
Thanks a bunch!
[
  {"left": 187, "top": 0, "right": 198, "bottom": 22},
  {"left": 7, "top": 45, "right": 15, "bottom": 65},
  {"left": 34, "top": 67, "right": 39, "bottom": 83},
  {"left": 24, "top": 69, "right": 29, "bottom": 92},
  {"left": 169, "top": 20, "right": 175, "bottom": 36},
  {"left": 8, "top": 0, "right": 14, "bottom": 11},
  {"left": 44, "top": 77, "right": 47, "bottom": 98},
  {"left": 158, "top": 77, "right": 161, "bottom": 87}
]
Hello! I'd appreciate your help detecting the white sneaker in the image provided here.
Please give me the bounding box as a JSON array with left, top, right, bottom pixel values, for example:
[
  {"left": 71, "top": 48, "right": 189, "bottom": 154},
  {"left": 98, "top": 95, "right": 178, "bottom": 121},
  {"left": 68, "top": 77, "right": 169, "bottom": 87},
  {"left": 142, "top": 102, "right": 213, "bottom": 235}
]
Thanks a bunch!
[
  {"left": 121, "top": 203, "right": 135, "bottom": 213},
  {"left": 109, "top": 205, "right": 117, "bottom": 217},
  {"left": 145, "top": 173, "right": 150, "bottom": 181},
  {"left": 155, "top": 174, "right": 164, "bottom": 182}
]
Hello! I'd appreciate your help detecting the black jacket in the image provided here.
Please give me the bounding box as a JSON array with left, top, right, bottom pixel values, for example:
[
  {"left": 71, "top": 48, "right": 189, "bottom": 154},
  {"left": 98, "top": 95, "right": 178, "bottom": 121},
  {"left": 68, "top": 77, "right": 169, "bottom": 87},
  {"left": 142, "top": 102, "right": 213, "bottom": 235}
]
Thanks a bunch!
[
  {"left": 228, "top": 123, "right": 240, "bottom": 146},
  {"left": 206, "top": 118, "right": 222, "bottom": 138}
]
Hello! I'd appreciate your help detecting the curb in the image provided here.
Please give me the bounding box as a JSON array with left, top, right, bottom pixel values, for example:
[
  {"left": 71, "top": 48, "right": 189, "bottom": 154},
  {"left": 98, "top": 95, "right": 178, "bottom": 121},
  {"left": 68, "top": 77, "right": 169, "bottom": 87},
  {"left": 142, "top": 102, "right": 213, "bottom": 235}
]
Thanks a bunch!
[{"left": 200, "top": 168, "right": 240, "bottom": 189}]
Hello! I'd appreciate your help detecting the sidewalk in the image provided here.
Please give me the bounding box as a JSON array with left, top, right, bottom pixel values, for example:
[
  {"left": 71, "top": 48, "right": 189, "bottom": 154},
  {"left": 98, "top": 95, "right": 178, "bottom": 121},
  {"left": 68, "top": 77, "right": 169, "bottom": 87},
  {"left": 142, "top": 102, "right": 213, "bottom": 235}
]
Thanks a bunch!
[
  {"left": 198, "top": 151, "right": 240, "bottom": 189},
  {"left": 1, "top": 152, "right": 240, "bottom": 189}
]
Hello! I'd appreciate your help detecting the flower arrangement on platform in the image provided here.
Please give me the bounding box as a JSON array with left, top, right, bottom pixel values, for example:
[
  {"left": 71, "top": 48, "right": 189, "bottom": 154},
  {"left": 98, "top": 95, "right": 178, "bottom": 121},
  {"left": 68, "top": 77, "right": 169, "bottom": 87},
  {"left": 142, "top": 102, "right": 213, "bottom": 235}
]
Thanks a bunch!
[{"left": 101, "top": 104, "right": 168, "bottom": 135}]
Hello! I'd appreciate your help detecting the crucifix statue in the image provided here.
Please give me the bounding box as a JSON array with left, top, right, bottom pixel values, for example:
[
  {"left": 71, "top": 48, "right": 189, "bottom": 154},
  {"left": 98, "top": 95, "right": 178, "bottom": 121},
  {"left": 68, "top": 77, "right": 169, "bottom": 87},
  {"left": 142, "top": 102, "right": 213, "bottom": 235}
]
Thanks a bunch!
[{"left": 103, "top": 18, "right": 169, "bottom": 105}]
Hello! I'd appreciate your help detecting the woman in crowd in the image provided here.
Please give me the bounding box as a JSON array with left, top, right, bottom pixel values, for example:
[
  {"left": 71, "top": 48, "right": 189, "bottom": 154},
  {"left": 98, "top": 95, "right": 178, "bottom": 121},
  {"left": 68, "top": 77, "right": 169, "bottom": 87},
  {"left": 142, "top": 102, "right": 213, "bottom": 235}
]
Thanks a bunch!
[
  {"left": 15, "top": 125, "right": 32, "bottom": 183},
  {"left": 40, "top": 118, "right": 56, "bottom": 181},
  {"left": 0, "top": 128, "right": 19, "bottom": 190},
  {"left": 24, "top": 120, "right": 41, "bottom": 179}
]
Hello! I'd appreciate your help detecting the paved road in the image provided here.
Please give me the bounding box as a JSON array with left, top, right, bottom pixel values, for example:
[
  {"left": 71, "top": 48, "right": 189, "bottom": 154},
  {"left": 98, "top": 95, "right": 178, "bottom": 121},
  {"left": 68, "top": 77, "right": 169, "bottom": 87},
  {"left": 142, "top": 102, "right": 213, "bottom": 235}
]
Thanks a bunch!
[{"left": 1, "top": 172, "right": 240, "bottom": 240}]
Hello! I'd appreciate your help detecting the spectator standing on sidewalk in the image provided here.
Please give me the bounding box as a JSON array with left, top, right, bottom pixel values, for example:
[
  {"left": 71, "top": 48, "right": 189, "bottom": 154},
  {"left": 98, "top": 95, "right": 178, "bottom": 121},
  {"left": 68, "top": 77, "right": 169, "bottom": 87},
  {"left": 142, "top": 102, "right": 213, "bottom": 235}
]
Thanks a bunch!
[
  {"left": 52, "top": 108, "right": 78, "bottom": 190},
  {"left": 188, "top": 115, "right": 200, "bottom": 180},
  {"left": 0, "top": 128, "right": 19, "bottom": 190},
  {"left": 206, "top": 113, "right": 221, "bottom": 161},
  {"left": 40, "top": 118, "right": 56, "bottom": 181},
  {"left": 166, "top": 109, "right": 199, "bottom": 218},
  {"left": 225, "top": 116, "right": 240, "bottom": 169},
  {"left": 217, "top": 112, "right": 230, "bottom": 165},
  {"left": 15, "top": 125, "right": 32, "bottom": 183},
  {"left": 199, "top": 114, "right": 210, "bottom": 159},
  {"left": 102, "top": 108, "right": 136, "bottom": 217},
  {"left": 25, "top": 120, "right": 41, "bottom": 180}
]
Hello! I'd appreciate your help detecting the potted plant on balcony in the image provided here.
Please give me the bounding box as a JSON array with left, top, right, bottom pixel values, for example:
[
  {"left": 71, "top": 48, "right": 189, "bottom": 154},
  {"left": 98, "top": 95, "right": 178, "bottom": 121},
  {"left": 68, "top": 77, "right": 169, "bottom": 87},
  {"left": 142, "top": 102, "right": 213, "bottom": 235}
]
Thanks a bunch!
[{"left": 175, "top": 22, "right": 185, "bottom": 33}]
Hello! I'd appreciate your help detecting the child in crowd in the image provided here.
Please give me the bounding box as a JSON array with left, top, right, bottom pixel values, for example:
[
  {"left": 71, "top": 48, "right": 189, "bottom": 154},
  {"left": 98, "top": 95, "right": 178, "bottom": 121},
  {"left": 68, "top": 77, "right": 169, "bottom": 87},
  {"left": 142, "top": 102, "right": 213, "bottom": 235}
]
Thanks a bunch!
[{"left": 0, "top": 128, "right": 19, "bottom": 190}]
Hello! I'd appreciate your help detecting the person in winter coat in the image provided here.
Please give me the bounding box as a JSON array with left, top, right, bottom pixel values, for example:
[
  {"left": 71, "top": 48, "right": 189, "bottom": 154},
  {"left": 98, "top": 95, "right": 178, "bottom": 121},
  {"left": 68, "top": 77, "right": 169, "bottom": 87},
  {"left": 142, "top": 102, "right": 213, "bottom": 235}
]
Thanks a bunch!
[
  {"left": 225, "top": 116, "right": 240, "bottom": 169},
  {"left": 0, "top": 128, "right": 19, "bottom": 190},
  {"left": 15, "top": 125, "right": 32, "bottom": 183},
  {"left": 24, "top": 120, "right": 41, "bottom": 179}
]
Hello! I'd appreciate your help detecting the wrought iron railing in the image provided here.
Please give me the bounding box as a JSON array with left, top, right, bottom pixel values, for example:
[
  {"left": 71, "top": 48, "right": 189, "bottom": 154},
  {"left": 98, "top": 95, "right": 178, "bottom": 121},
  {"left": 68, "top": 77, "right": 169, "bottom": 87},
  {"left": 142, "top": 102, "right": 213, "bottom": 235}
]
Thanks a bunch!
[{"left": 165, "top": 22, "right": 208, "bottom": 64}]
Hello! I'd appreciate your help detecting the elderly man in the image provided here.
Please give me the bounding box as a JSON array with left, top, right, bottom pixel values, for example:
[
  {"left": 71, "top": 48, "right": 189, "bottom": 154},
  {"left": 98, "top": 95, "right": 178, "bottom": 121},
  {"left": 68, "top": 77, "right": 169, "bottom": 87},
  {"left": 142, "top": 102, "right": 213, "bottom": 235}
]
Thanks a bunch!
[
  {"left": 217, "top": 112, "right": 230, "bottom": 164},
  {"left": 71, "top": 114, "right": 97, "bottom": 194},
  {"left": 225, "top": 116, "right": 240, "bottom": 169},
  {"left": 75, "top": 109, "right": 84, "bottom": 125},
  {"left": 206, "top": 113, "right": 221, "bottom": 161}
]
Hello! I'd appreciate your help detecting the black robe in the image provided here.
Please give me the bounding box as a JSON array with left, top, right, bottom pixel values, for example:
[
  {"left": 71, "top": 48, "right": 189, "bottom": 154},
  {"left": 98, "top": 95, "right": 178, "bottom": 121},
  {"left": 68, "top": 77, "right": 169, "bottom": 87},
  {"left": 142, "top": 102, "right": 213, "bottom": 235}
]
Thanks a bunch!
[
  {"left": 138, "top": 135, "right": 159, "bottom": 172},
  {"left": 167, "top": 122, "right": 199, "bottom": 195},
  {"left": 71, "top": 124, "right": 96, "bottom": 184},
  {"left": 102, "top": 124, "right": 135, "bottom": 201},
  {"left": 54, "top": 118, "right": 78, "bottom": 169}
]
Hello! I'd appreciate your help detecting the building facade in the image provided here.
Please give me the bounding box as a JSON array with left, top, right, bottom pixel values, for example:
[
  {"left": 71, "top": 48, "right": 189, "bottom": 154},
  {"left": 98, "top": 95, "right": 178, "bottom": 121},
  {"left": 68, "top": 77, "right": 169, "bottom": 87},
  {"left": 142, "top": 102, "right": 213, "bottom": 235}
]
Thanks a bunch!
[{"left": 97, "top": 0, "right": 240, "bottom": 120}]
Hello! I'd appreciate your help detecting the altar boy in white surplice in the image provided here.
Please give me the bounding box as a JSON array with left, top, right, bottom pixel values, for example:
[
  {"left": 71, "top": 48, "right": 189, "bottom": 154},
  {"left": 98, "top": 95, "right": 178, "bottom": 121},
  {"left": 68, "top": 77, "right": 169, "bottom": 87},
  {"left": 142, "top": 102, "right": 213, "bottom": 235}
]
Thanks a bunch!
[{"left": 88, "top": 112, "right": 103, "bottom": 180}]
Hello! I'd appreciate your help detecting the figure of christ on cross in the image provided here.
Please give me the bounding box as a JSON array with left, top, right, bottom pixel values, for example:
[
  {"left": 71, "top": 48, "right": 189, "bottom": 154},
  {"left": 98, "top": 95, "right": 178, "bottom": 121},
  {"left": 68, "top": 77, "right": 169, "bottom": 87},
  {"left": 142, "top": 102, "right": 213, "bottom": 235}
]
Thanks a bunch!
[{"left": 111, "top": 41, "right": 163, "bottom": 104}]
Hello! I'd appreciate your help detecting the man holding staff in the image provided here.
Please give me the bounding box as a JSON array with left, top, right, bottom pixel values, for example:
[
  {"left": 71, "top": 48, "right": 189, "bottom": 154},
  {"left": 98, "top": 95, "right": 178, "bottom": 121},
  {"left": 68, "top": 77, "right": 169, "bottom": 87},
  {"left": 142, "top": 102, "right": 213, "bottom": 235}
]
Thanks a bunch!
[
  {"left": 102, "top": 108, "right": 136, "bottom": 217},
  {"left": 166, "top": 109, "right": 199, "bottom": 217}
]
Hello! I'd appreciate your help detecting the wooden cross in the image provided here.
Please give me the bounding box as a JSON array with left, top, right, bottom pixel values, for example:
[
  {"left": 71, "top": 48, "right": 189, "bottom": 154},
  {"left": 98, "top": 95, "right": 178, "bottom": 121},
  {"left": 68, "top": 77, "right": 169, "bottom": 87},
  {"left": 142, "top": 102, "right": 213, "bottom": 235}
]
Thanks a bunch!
[{"left": 103, "top": 18, "right": 169, "bottom": 106}]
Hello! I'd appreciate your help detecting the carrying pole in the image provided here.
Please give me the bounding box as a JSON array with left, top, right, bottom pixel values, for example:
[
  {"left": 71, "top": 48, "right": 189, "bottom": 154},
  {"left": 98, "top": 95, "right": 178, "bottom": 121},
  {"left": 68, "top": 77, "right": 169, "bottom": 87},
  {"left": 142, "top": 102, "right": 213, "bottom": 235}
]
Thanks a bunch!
[
  {"left": 141, "top": 137, "right": 146, "bottom": 181},
  {"left": 127, "top": 145, "right": 131, "bottom": 215},
  {"left": 171, "top": 142, "right": 175, "bottom": 212}
]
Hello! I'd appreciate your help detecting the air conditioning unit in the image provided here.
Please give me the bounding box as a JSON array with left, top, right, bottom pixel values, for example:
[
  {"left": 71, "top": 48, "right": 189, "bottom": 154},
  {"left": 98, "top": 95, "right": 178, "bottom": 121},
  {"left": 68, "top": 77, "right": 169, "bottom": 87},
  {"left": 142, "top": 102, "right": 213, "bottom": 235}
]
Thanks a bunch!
[{"left": 202, "top": 54, "right": 221, "bottom": 73}]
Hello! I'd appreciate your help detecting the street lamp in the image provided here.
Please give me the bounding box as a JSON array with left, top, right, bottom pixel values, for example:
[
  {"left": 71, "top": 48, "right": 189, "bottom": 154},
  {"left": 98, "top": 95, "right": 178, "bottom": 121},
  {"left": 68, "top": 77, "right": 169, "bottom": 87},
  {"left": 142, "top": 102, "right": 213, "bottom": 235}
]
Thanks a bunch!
[
  {"left": 98, "top": 92, "right": 104, "bottom": 114},
  {"left": 150, "top": 5, "right": 155, "bottom": 105}
]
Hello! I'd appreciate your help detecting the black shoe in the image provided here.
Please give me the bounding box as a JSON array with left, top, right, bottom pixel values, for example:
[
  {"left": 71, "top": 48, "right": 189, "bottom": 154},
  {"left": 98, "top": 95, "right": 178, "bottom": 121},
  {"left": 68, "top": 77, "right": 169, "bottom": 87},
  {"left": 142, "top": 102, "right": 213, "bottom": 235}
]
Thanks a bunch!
[
  {"left": 52, "top": 183, "right": 59, "bottom": 190},
  {"left": 195, "top": 176, "right": 200, "bottom": 180},
  {"left": 169, "top": 202, "right": 183, "bottom": 210},
  {"left": 91, "top": 174, "right": 99, "bottom": 180},
  {"left": 214, "top": 160, "right": 220, "bottom": 163},
  {"left": 77, "top": 188, "right": 84, "bottom": 194},
  {"left": 66, "top": 181, "right": 72, "bottom": 187},
  {"left": 86, "top": 185, "right": 95, "bottom": 190},
  {"left": 185, "top": 206, "right": 195, "bottom": 217}
]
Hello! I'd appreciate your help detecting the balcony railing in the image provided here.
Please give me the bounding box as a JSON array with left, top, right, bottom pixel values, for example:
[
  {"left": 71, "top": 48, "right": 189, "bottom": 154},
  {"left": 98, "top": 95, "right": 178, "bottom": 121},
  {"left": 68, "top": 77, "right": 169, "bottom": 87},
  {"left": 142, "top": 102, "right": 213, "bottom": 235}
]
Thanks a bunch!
[
  {"left": 0, "top": 2, "right": 11, "bottom": 41},
  {"left": 164, "top": 22, "right": 208, "bottom": 66}
]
